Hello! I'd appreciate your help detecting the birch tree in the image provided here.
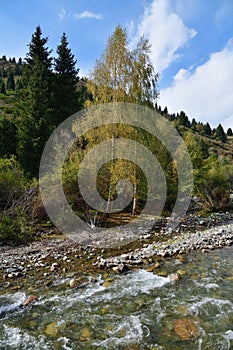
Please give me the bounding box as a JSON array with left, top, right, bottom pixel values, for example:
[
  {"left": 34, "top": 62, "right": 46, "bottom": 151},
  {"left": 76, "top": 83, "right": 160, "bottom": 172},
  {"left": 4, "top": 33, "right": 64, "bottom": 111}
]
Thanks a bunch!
[{"left": 84, "top": 25, "right": 159, "bottom": 216}]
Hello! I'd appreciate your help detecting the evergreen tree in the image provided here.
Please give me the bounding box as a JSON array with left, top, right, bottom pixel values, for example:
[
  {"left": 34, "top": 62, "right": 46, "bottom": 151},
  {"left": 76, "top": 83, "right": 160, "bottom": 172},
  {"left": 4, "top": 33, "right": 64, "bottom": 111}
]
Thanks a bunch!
[
  {"left": 0, "top": 115, "right": 17, "bottom": 157},
  {"left": 16, "top": 26, "right": 53, "bottom": 177},
  {"left": 203, "top": 122, "right": 212, "bottom": 136},
  {"left": 177, "top": 111, "right": 191, "bottom": 127},
  {"left": 215, "top": 124, "right": 227, "bottom": 142},
  {"left": 2, "top": 68, "right": 7, "bottom": 78},
  {"left": 6, "top": 68, "right": 15, "bottom": 90},
  {"left": 163, "top": 106, "right": 168, "bottom": 115},
  {"left": 15, "top": 79, "right": 23, "bottom": 93},
  {"left": 76, "top": 78, "right": 93, "bottom": 109},
  {"left": 227, "top": 127, "right": 233, "bottom": 136},
  {"left": 14, "top": 63, "right": 22, "bottom": 76},
  {"left": 53, "top": 33, "right": 80, "bottom": 126},
  {"left": 0, "top": 79, "right": 6, "bottom": 94}
]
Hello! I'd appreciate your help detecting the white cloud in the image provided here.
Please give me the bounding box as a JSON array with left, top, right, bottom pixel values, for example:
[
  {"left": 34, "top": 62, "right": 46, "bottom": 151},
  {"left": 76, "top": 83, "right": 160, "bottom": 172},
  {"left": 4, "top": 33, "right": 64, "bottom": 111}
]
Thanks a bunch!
[
  {"left": 160, "top": 39, "right": 233, "bottom": 128},
  {"left": 126, "top": 20, "right": 135, "bottom": 42},
  {"left": 222, "top": 116, "right": 233, "bottom": 131},
  {"left": 58, "top": 6, "right": 67, "bottom": 21},
  {"left": 173, "top": 68, "right": 190, "bottom": 82},
  {"left": 132, "top": 0, "right": 196, "bottom": 73},
  {"left": 74, "top": 11, "right": 102, "bottom": 20}
]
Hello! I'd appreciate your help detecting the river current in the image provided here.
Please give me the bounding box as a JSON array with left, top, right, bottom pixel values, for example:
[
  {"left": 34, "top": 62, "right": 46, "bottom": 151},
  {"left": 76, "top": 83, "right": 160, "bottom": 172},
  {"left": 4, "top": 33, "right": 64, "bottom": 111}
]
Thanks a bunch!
[{"left": 0, "top": 246, "right": 232, "bottom": 349}]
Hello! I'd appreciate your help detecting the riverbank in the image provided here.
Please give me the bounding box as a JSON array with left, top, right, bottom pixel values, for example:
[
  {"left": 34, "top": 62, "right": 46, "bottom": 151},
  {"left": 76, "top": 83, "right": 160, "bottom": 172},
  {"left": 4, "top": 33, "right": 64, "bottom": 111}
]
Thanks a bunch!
[{"left": 0, "top": 213, "right": 232, "bottom": 294}]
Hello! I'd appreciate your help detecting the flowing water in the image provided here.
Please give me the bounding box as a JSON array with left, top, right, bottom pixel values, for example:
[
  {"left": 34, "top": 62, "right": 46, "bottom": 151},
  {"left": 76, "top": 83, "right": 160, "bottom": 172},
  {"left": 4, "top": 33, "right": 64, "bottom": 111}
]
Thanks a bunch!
[{"left": 0, "top": 246, "right": 233, "bottom": 349}]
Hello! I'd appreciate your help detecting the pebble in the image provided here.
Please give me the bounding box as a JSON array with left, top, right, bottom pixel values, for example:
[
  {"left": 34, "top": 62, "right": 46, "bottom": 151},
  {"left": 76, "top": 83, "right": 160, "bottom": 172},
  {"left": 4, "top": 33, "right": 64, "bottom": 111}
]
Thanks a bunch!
[
  {"left": 0, "top": 213, "right": 232, "bottom": 284},
  {"left": 50, "top": 263, "right": 59, "bottom": 272},
  {"left": 96, "top": 221, "right": 233, "bottom": 270}
]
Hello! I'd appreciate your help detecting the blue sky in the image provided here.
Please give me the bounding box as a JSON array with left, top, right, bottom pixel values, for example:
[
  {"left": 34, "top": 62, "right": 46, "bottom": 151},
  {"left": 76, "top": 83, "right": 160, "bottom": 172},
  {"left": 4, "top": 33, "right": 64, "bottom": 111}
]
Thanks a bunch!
[{"left": 0, "top": 0, "right": 233, "bottom": 130}]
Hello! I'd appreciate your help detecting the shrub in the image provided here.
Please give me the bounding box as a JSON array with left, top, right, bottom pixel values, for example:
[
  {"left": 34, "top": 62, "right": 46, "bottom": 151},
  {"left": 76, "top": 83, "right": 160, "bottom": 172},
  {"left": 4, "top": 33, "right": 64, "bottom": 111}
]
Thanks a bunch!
[
  {"left": 0, "top": 156, "right": 27, "bottom": 210},
  {"left": 0, "top": 210, "right": 33, "bottom": 244}
]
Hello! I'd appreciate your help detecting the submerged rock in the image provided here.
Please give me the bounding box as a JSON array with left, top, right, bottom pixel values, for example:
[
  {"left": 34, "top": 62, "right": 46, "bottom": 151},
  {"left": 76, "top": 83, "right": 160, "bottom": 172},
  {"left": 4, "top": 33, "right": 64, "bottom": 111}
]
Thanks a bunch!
[
  {"left": 80, "top": 327, "right": 92, "bottom": 341},
  {"left": 174, "top": 318, "right": 199, "bottom": 340},
  {"left": 169, "top": 273, "right": 180, "bottom": 282},
  {"left": 176, "top": 269, "right": 186, "bottom": 276},
  {"left": 21, "top": 295, "right": 38, "bottom": 307},
  {"left": 45, "top": 322, "right": 58, "bottom": 336},
  {"left": 69, "top": 277, "right": 89, "bottom": 288}
]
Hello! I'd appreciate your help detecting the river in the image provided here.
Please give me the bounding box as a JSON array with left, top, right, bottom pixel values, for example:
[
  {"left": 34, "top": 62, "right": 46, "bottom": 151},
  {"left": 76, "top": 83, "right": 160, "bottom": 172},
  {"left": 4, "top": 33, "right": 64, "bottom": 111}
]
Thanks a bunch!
[{"left": 0, "top": 246, "right": 233, "bottom": 349}]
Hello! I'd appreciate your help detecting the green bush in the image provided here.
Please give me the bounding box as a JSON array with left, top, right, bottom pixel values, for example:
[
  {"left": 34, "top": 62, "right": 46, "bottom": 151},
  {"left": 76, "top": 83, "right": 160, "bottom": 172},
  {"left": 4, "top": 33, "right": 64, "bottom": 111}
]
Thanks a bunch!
[
  {"left": 0, "top": 210, "right": 33, "bottom": 244},
  {"left": 0, "top": 156, "right": 27, "bottom": 210}
]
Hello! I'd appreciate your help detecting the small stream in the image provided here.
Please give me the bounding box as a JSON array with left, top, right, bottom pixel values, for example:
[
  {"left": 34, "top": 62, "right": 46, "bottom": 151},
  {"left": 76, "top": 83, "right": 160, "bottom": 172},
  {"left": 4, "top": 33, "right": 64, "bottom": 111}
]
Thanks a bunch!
[{"left": 0, "top": 246, "right": 233, "bottom": 349}]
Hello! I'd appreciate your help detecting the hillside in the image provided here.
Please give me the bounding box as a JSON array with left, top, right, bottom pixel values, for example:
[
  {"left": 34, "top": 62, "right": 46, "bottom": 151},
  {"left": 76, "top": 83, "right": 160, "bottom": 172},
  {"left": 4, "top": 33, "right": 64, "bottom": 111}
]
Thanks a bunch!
[
  {"left": 0, "top": 56, "right": 23, "bottom": 117},
  {"left": 158, "top": 108, "right": 233, "bottom": 160},
  {"left": 196, "top": 133, "right": 233, "bottom": 159}
]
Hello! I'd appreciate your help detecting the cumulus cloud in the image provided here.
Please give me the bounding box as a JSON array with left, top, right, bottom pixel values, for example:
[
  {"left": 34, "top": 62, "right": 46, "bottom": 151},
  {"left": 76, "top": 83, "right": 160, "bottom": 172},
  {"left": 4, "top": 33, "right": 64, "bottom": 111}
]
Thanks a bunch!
[
  {"left": 160, "top": 38, "right": 233, "bottom": 128},
  {"left": 132, "top": 0, "right": 196, "bottom": 73},
  {"left": 74, "top": 11, "right": 102, "bottom": 20}
]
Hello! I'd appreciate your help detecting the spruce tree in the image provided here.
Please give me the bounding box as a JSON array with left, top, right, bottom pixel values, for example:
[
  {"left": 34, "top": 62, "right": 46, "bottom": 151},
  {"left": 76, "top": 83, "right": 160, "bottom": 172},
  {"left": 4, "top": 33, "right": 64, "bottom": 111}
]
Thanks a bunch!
[
  {"left": 6, "top": 68, "right": 15, "bottom": 90},
  {"left": 227, "top": 128, "right": 233, "bottom": 136},
  {"left": 53, "top": 33, "right": 80, "bottom": 126},
  {"left": 203, "top": 122, "right": 212, "bottom": 136},
  {"left": 14, "top": 63, "right": 22, "bottom": 76},
  {"left": 0, "top": 115, "right": 16, "bottom": 157},
  {"left": 215, "top": 124, "right": 227, "bottom": 142},
  {"left": 16, "top": 26, "right": 53, "bottom": 177},
  {"left": 15, "top": 79, "right": 23, "bottom": 93},
  {"left": 0, "top": 79, "right": 6, "bottom": 94}
]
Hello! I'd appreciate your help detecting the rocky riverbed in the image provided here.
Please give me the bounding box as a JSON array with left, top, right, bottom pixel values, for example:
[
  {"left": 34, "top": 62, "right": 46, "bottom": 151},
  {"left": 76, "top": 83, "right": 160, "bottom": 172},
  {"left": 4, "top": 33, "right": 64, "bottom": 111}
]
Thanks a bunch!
[
  {"left": 98, "top": 220, "right": 233, "bottom": 272},
  {"left": 0, "top": 213, "right": 232, "bottom": 293}
]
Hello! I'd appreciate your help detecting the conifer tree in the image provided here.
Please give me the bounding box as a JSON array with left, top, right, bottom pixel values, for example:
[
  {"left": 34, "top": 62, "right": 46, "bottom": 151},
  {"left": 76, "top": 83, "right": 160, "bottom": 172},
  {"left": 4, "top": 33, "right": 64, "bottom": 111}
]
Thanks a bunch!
[
  {"left": 215, "top": 124, "right": 227, "bottom": 142},
  {"left": 227, "top": 128, "right": 233, "bottom": 136},
  {"left": 53, "top": 33, "right": 80, "bottom": 126},
  {"left": 14, "top": 63, "right": 22, "bottom": 76},
  {"left": 0, "top": 79, "right": 6, "bottom": 94},
  {"left": 6, "top": 68, "right": 15, "bottom": 90},
  {"left": 191, "top": 118, "right": 197, "bottom": 130},
  {"left": 15, "top": 79, "right": 23, "bottom": 93},
  {"left": 0, "top": 115, "right": 16, "bottom": 157},
  {"left": 16, "top": 26, "right": 53, "bottom": 177},
  {"left": 203, "top": 122, "right": 212, "bottom": 136}
]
